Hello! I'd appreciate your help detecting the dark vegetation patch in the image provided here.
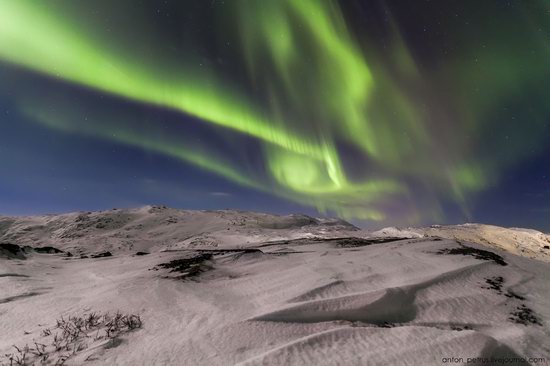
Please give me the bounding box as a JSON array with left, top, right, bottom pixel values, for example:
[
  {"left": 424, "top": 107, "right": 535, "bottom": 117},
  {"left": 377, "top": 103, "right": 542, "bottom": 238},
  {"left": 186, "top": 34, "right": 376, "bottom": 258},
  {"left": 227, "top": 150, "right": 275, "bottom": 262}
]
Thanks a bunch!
[
  {"left": 484, "top": 276, "right": 504, "bottom": 292},
  {"left": 153, "top": 253, "right": 213, "bottom": 280},
  {"left": 509, "top": 305, "right": 542, "bottom": 326},
  {"left": 437, "top": 245, "right": 507, "bottom": 266},
  {"left": 163, "top": 248, "right": 298, "bottom": 257},
  {"left": 91, "top": 251, "right": 112, "bottom": 258},
  {"left": 163, "top": 248, "right": 270, "bottom": 256},
  {"left": 1, "top": 311, "right": 142, "bottom": 366},
  {"left": 331, "top": 237, "right": 403, "bottom": 248},
  {"left": 543, "top": 245, "right": 549, "bottom": 250},
  {"left": 504, "top": 291, "right": 525, "bottom": 301},
  {"left": 482, "top": 276, "right": 525, "bottom": 300}
]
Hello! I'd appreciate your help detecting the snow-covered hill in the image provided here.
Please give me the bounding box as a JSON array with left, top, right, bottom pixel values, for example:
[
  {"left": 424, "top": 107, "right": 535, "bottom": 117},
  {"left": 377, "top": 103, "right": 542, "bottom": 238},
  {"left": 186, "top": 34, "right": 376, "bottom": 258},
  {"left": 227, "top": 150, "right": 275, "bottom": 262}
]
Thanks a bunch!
[
  {"left": 1, "top": 208, "right": 549, "bottom": 365},
  {"left": 375, "top": 224, "right": 550, "bottom": 263},
  {"left": 0, "top": 206, "right": 358, "bottom": 256}
]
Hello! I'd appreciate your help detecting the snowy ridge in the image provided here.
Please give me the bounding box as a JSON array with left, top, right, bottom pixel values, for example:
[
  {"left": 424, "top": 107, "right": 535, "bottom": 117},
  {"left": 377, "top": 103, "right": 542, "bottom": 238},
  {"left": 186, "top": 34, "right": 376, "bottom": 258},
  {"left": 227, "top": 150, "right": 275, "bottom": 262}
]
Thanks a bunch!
[{"left": 0, "top": 206, "right": 358, "bottom": 256}]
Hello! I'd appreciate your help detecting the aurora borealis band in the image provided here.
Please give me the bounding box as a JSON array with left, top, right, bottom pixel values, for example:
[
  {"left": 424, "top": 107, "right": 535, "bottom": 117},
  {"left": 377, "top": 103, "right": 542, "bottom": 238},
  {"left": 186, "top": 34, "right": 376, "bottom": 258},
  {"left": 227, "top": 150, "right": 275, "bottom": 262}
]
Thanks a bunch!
[{"left": 1, "top": 1, "right": 549, "bottom": 229}]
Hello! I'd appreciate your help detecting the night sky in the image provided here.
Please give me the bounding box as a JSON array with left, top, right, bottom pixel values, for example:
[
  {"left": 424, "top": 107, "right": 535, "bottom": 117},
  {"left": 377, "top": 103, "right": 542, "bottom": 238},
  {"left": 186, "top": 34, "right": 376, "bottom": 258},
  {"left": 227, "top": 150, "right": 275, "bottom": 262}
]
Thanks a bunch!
[{"left": 1, "top": 0, "right": 549, "bottom": 230}]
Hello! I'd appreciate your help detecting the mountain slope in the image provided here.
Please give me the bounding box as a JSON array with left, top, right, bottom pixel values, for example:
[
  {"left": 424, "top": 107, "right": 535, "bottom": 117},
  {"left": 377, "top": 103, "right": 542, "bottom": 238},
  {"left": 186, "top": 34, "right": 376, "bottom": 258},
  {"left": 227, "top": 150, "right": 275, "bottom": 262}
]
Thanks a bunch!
[{"left": 0, "top": 206, "right": 357, "bottom": 256}]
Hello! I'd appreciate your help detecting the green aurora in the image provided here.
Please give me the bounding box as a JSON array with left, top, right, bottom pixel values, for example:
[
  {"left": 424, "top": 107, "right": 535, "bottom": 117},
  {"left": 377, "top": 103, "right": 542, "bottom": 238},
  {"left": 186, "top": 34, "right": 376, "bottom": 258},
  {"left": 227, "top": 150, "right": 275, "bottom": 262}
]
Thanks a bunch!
[{"left": 1, "top": 0, "right": 549, "bottom": 223}]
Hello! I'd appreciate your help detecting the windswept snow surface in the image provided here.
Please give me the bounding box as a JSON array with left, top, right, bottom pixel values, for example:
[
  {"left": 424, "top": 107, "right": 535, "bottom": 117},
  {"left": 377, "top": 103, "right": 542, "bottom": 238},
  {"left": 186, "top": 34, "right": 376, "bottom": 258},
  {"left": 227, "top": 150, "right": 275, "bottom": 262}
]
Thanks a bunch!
[{"left": 1, "top": 207, "right": 549, "bottom": 365}]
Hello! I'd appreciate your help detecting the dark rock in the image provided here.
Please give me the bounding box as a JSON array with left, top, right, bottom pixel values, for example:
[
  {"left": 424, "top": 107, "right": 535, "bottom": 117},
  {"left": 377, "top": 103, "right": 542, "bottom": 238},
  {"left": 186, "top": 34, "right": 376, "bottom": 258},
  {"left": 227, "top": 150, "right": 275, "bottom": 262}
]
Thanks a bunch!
[
  {"left": 450, "top": 325, "right": 473, "bottom": 331},
  {"left": 21, "top": 245, "right": 35, "bottom": 254},
  {"left": 0, "top": 243, "right": 26, "bottom": 259},
  {"left": 91, "top": 251, "right": 112, "bottom": 258},
  {"left": 34, "top": 246, "right": 64, "bottom": 254}
]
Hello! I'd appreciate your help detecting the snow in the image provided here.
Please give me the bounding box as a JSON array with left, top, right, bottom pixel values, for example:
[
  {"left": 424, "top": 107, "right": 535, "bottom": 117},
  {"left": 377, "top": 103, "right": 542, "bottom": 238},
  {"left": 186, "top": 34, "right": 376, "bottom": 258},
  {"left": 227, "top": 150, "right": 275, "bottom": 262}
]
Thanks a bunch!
[
  {"left": 396, "top": 224, "right": 550, "bottom": 263},
  {"left": 371, "top": 226, "right": 423, "bottom": 239},
  {"left": 1, "top": 207, "right": 549, "bottom": 365},
  {"left": 0, "top": 206, "right": 358, "bottom": 256}
]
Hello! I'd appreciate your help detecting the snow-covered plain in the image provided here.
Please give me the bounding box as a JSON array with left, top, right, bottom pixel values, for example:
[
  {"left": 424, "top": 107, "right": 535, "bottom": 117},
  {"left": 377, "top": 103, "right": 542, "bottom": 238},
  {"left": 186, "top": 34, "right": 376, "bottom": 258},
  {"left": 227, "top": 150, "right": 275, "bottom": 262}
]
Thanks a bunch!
[{"left": 1, "top": 206, "right": 549, "bottom": 365}]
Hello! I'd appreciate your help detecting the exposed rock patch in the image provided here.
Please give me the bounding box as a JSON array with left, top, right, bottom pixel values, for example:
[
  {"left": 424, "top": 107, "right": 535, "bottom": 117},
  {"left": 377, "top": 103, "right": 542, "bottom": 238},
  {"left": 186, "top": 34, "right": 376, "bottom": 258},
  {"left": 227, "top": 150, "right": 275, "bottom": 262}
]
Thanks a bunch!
[
  {"left": 91, "top": 251, "right": 113, "bottom": 258},
  {"left": 0, "top": 243, "right": 26, "bottom": 259}
]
